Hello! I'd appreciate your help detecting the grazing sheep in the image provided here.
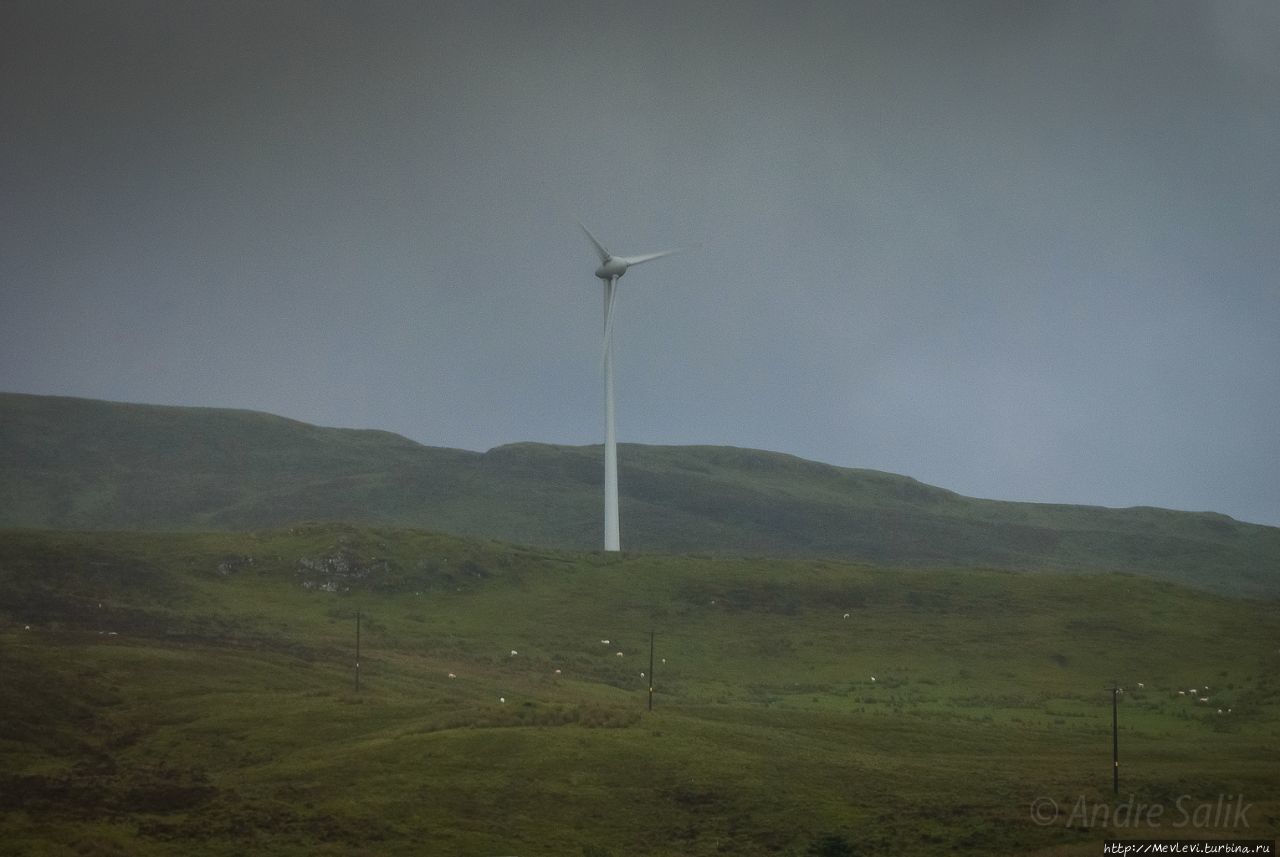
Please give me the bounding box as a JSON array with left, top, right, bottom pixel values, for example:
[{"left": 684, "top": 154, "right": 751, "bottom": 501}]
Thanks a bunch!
[
  {"left": 870, "top": 676, "right": 876, "bottom": 682},
  {"left": 554, "top": 669, "right": 561, "bottom": 674},
  {"left": 601, "top": 640, "right": 610, "bottom": 644},
  {"left": 843, "top": 613, "right": 850, "bottom": 619},
  {"left": 499, "top": 697, "right": 505, "bottom": 703},
  {"left": 24, "top": 625, "right": 30, "bottom": 631},
  {"left": 448, "top": 673, "right": 457, "bottom": 679},
  {"left": 510, "top": 650, "right": 518, "bottom": 656},
  {"left": 1217, "top": 709, "right": 1223, "bottom": 714},
  {"left": 1179, "top": 691, "right": 1186, "bottom": 695},
  {"left": 1137, "top": 682, "right": 1144, "bottom": 689},
  {"left": 616, "top": 652, "right": 624, "bottom": 657}
]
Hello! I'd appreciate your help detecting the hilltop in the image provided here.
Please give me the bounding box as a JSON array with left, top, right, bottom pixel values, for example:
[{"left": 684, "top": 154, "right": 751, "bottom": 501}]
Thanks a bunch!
[{"left": 2, "top": 391, "right": 1277, "bottom": 596}]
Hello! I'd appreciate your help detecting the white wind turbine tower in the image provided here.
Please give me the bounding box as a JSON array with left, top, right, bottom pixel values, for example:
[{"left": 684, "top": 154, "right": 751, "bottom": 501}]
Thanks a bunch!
[{"left": 580, "top": 223, "right": 686, "bottom": 552}]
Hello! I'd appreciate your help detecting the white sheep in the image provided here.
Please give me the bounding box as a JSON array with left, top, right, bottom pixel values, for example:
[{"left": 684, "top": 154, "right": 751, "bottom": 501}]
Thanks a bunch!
[
  {"left": 616, "top": 652, "right": 624, "bottom": 657},
  {"left": 870, "top": 676, "right": 876, "bottom": 682},
  {"left": 510, "top": 650, "right": 518, "bottom": 656},
  {"left": 1137, "top": 682, "right": 1144, "bottom": 689},
  {"left": 843, "top": 613, "right": 850, "bottom": 619},
  {"left": 448, "top": 672, "right": 457, "bottom": 679},
  {"left": 554, "top": 669, "right": 561, "bottom": 674},
  {"left": 1179, "top": 691, "right": 1186, "bottom": 696},
  {"left": 601, "top": 639, "right": 610, "bottom": 644},
  {"left": 499, "top": 697, "right": 505, "bottom": 703}
]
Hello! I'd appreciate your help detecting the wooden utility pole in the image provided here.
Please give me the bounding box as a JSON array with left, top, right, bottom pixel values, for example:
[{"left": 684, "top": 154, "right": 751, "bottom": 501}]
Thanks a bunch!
[
  {"left": 648, "top": 629, "right": 655, "bottom": 712},
  {"left": 1111, "top": 681, "right": 1119, "bottom": 794}
]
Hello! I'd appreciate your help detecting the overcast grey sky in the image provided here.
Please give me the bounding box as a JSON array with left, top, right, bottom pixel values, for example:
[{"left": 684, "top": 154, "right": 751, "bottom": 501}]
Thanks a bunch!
[{"left": 3, "top": 1, "right": 1278, "bottom": 526}]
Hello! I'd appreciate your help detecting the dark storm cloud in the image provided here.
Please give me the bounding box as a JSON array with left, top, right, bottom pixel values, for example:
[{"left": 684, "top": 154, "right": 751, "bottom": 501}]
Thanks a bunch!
[{"left": 2, "top": 1, "right": 1277, "bottom": 525}]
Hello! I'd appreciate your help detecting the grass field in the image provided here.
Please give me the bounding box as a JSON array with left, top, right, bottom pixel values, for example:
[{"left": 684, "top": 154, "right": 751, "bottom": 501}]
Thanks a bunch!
[{"left": 2, "top": 524, "right": 1277, "bottom": 856}]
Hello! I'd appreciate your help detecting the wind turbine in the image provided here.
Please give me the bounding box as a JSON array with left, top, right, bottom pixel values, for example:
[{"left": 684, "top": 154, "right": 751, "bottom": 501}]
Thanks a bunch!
[{"left": 580, "top": 223, "right": 685, "bottom": 552}]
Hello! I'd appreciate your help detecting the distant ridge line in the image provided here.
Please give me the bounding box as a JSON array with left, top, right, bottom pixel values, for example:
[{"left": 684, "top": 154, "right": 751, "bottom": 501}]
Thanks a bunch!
[{"left": 1, "top": 391, "right": 1277, "bottom": 597}]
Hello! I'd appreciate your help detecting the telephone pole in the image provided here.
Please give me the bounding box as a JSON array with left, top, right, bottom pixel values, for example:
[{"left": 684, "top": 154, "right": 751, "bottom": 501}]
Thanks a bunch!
[
  {"left": 648, "top": 629, "right": 655, "bottom": 712},
  {"left": 1110, "top": 681, "right": 1120, "bottom": 794}
]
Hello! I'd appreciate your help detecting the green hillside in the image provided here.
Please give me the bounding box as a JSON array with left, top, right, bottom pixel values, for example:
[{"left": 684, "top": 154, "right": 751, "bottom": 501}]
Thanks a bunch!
[
  {"left": 2, "top": 392, "right": 1278, "bottom": 596},
  {"left": 1, "top": 525, "right": 1277, "bottom": 856}
]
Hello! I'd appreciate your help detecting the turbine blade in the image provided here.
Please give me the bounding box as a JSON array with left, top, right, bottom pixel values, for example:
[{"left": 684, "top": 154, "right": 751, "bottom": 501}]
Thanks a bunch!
[
  {"left": 579, "top": 222, "right": 611, "bottom": 264},
  {"left": 617, "top": 247, "right": 684, "bottom": 266}
]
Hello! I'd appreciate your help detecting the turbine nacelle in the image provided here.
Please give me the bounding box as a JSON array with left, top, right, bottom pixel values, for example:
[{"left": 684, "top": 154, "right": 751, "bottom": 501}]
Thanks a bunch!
[{"left": 595, "top": 258, "right": 630, "bottom": 280}]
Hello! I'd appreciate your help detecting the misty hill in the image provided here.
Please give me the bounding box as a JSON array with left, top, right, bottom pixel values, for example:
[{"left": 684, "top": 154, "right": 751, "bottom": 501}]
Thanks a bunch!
[{"left": 2, "top": 391, "right": 1277, "bottom": 596}]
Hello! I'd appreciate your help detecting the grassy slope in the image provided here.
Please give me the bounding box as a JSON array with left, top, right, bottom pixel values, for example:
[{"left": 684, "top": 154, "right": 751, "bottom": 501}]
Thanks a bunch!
[
  {"left": 3, "top": 392, "right": 1279, "bottom": 597},
  {"left": 0, "top": 392, "right": 478, "bottom": 531},
  {"left": 1, "top": 525, "right": 1278, "bottom": 856}
]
